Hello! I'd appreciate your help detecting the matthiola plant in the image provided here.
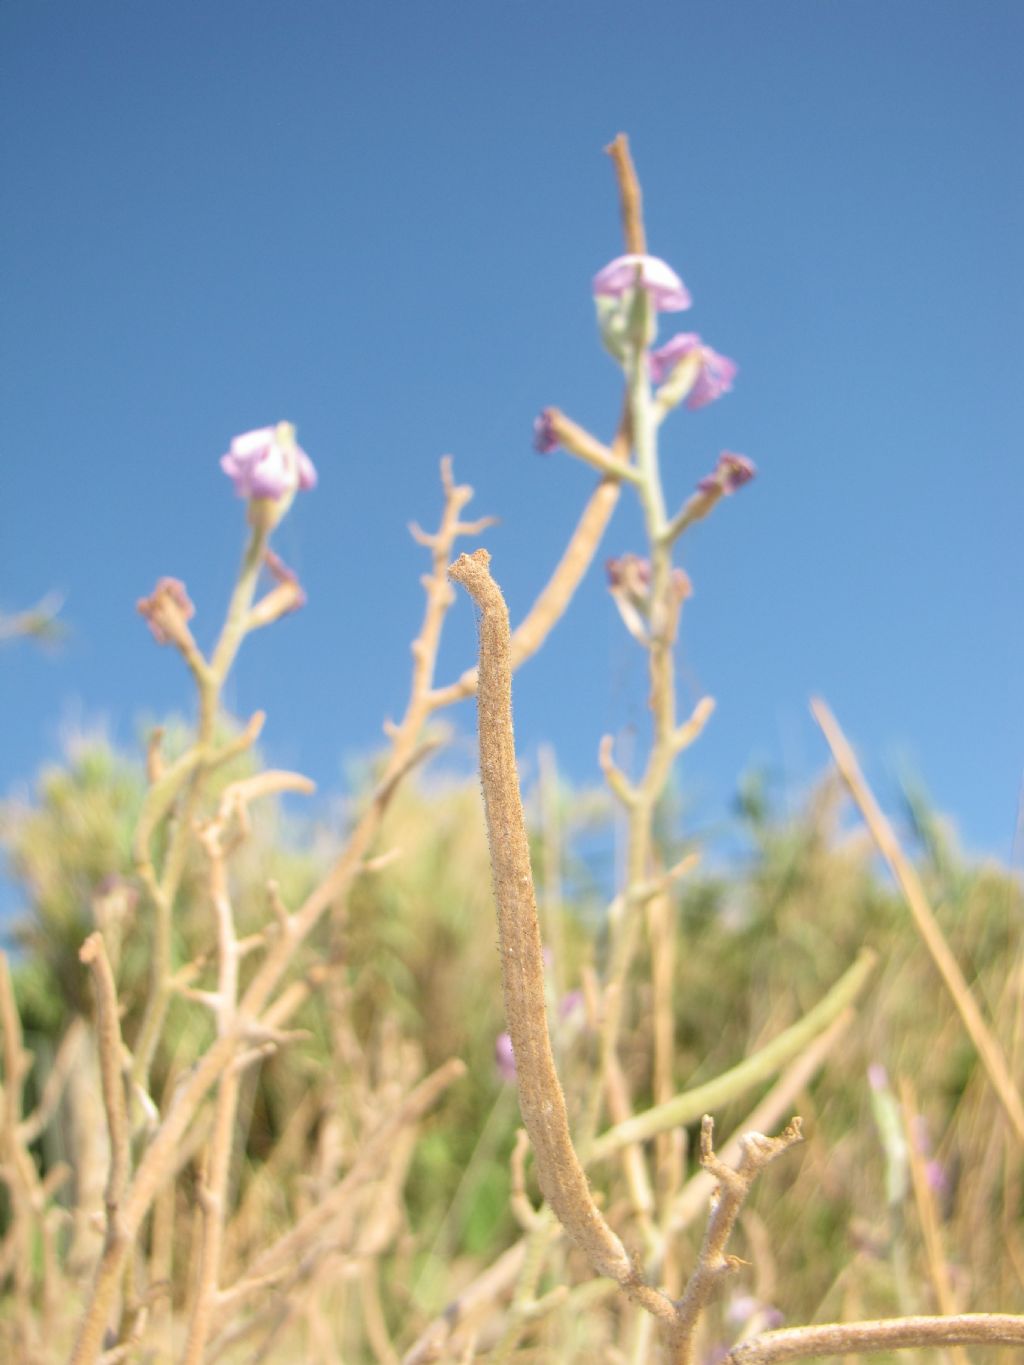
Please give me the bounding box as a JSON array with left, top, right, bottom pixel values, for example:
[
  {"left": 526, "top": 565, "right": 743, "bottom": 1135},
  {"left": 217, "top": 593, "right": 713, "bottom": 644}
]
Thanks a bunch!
[
  {"left": 449, "top": 136, "right": 1022, "bottom": 1365},
  {"left": 455, "top": 148, "right": 1024, "bottom": 1365},
  {"left": 8, "top": 134, "right": 1022, "bottom": 1365}
]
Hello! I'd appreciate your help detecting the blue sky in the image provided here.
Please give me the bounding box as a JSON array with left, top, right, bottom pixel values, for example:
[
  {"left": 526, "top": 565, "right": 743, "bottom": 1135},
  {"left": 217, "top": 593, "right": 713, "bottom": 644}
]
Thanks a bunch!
[{"left": 2, "top": 0, "right": 1022, "bottom": 905}]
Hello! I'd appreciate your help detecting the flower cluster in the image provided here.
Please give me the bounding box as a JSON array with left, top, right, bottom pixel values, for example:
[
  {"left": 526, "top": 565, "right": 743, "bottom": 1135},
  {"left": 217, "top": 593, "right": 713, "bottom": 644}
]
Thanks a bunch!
[{"left": 532, "top": 253, "right": 752, "bottom": 502}]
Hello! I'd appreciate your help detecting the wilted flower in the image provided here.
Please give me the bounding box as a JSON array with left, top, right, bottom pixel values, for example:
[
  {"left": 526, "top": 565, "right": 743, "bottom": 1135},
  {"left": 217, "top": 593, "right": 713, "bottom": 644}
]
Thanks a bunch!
[
  {"left": 592, "top": 253, "right": 692, "bottom": 312},
  {"left": 650, "top": 333, "right": 738, "bottom": 409},
  {"left": 533, "top": 409, "right": 559, "bottom": 454},
  {"left": 606, "top": 553, "right": 651, "bottom": 593},
  {"left": 137, "top": 577, "right": 195, "bottom": 647},
  {"left": 606, "top": 556, "right": 655, "bottom": 645},
  {"left": 221, "top": 424, "right": 317, "bottom": 501},
  {"left": 697, "top": 452, "right": 756, "bottom": 496}
]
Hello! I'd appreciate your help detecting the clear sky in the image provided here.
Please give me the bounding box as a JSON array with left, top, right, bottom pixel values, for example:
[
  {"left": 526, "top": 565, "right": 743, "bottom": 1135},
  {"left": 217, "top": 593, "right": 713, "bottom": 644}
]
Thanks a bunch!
[{"left": 2, "top": 1, "right": 1022, "bottom": 906}]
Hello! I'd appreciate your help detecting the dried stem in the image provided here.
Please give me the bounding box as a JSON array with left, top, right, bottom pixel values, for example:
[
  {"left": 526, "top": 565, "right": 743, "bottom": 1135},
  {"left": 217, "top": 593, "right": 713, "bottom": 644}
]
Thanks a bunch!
[
  {"left": 71, "top": 460, "right": 499, "bottom": 1363},
  {"left": 449, "top": 548, "right": 675, "bottom": 1323},
  {"left": 74, "top": 935, "right": 132, "bottom": 1363},
  {"left": 727, "top": 1314, "right": 1024, "bottom": 1363},
  {"left": 79, "top": 936, "right": 130, "bottom": 1230},
  {"left": 181, "top": 808, "right": 246, "bottom": 1365},
  {"left": 401, "top": 1239, "right": 529, "bottom": 1365},
  {"left": 212, "top": 1058, "right": 466, "bottom": 1335},
  {"left": 670, "top": 1118, "right": 803, "bottom": 1364},
  {"left": 605, "top": 132, "right": 647, "bottom": 253},
  {"left": 0, "top": 950, "right": 40, "bottom": 1352},
  {"left": 428, "top": 476, "right": 623, "bottom": 709},
  {"left": 812, "top": 697, "right": 1024, "bottom": 1144}
]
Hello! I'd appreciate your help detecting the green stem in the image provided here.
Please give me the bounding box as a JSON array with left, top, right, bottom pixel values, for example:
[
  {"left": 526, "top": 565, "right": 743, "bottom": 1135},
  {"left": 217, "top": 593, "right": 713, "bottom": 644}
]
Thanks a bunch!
[{"left": 585, "top": 949, "right": 877, "bottom": 1165}]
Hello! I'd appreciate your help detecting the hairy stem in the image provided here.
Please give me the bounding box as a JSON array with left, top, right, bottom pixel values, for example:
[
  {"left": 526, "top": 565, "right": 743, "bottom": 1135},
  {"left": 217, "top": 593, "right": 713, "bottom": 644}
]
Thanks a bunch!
[{"left": 449, "top": 547, "right": 676, "bottom": 1324}]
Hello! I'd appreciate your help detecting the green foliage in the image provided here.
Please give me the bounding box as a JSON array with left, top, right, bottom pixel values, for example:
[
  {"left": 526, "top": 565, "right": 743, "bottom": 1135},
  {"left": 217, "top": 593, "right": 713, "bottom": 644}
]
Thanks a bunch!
[{"left": 3, "top": 736, "right": 1023, "bottom": 1352}]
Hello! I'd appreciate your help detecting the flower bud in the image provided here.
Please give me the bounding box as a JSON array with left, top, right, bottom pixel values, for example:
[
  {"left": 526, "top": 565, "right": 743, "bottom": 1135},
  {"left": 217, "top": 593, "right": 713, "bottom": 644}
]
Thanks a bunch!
[
  {"left": 593, "top": 254, "right": 691, "bottom": 361},
  {"left": 696, "top": 452, "right": 756, "bottom": 496},
  {"left": 532, "top": 409, "right": 559, "bottom": 454},
  {"left": 221, "top": 422, "right": 317, "bottom": 530}
]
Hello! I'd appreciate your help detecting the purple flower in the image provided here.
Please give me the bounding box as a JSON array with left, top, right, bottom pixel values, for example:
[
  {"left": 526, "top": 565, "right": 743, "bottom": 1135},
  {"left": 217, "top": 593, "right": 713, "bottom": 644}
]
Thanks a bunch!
[
  {"left": 926, "top": 1158, "right": 950, "bottom": 1194},
  {"left": 697, "top": 452, "right": 756, "bottom": 496},
  {"left": 726, "top": 1295, "right": 784, "bottom": 1333},
  {"left": 221, "top": 425, "right": 317, "bottom": 501},
  {"left": 495, "top": 1032, "right": 516, "bottom": 1083},
  {"left": 558, "top": 989, "right": 585, "bottom": 1021},
  {"left": 592, "top": 254, "right": 692, "bottom": 312},
  {"left": 650, "top": 333, "right": 738, "bottom": 409},
  {"left": 533, "top": 409, "right": 559, "bottom": 455}
]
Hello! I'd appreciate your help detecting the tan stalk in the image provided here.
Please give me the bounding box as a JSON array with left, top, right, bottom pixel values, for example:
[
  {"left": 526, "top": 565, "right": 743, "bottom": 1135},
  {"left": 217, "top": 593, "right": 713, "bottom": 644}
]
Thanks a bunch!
[
  {"left": 812, "top": 697, "right": 1024, "bottom": 1144},
  {"left": 449, "top": 547, "right": 676, "bottom": 1324},
  {"left": 727, "top": 1314, "right": 1024, "bottom": 1363}
]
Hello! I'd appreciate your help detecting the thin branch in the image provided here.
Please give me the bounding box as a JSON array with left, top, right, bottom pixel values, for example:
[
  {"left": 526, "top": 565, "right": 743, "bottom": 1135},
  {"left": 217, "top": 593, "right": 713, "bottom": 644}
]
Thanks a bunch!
[
  {"left": 79, "top": 935, "right": 130, "bottom": 1232},
  {"left": 213, "top": 1059, "right": 466, "bottom": 1338},
  {"left": 605, "top": 133, "right": 647, "bottom": 253},
  {"left": 670, "top": 1118, "right": 803, "bottom": 1365},
  {"left": 542, "top": 408, "right": 641, "bottom": 482},
  {"left": 400, "top": 1240, "right": 529, "bottom": 1365},
  {"left": 428, "top": 476, "right": 624, "bottom": 709}
]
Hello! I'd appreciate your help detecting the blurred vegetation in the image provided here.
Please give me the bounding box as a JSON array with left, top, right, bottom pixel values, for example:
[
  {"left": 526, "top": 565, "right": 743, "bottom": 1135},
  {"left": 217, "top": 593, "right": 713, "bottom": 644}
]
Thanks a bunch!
[{"left": 1, "top": 724, "right": 1023, "bottom": 1360}]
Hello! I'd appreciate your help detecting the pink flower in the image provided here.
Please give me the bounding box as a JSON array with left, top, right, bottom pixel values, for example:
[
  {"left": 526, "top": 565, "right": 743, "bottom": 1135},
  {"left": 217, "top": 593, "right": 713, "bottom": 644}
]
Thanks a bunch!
[
  {"left": 650, "top": 333, "right": 738, "bottom": 409},
  {"left": 867, "top": 1062, "right": 890, "bottom": 1093},
  {"left": 221, "top": 425, "right": 317, "bottom": 501},
  {"left": 495, "top": 1032, "right": 516, "bottom": 1083},
  {"left": 592, "top": 254, "right": 692, "bottom": 312}
]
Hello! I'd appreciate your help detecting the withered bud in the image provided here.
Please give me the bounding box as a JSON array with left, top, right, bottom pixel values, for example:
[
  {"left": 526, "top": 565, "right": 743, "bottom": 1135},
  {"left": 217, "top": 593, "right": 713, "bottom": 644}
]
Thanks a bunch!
[{"left": 137, "top": 577, "right": 196, "bottom": 647}]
